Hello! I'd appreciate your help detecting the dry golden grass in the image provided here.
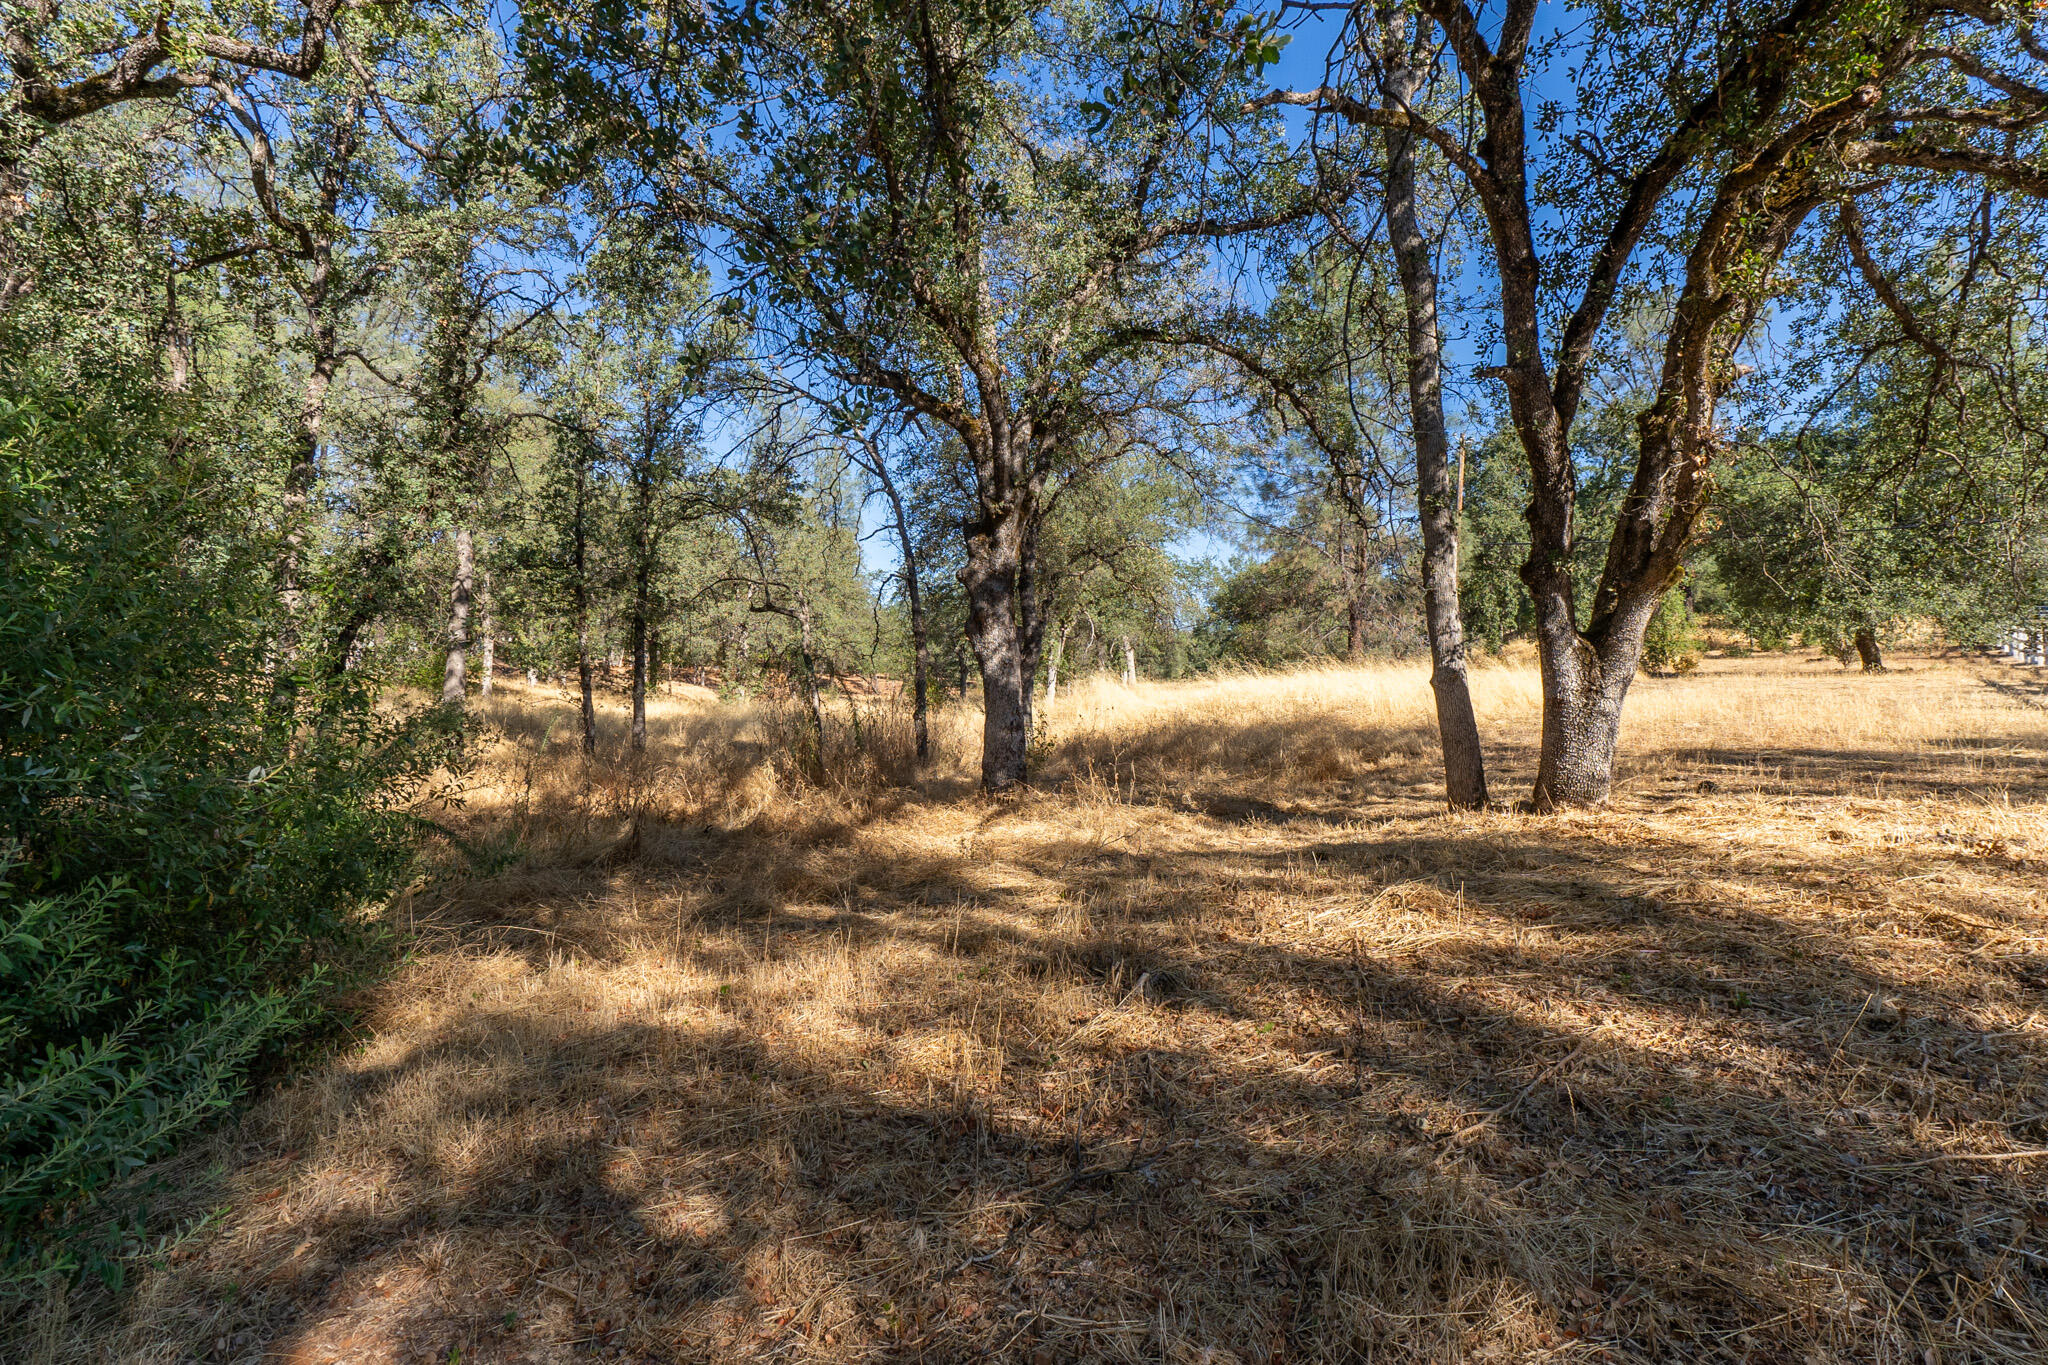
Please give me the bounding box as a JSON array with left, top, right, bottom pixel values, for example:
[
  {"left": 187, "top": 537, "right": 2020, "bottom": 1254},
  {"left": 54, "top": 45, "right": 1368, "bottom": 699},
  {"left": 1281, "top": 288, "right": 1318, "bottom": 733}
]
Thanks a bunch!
[{"left": 30, "top": 653, "right": 2048, "bottom": 1364}]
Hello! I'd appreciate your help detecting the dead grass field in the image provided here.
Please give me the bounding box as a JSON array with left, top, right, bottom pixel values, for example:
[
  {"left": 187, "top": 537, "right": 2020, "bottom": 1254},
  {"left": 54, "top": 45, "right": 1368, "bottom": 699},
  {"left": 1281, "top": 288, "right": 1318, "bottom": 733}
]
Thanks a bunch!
[{"left": 31, "top": 652, "right": 2048, "bottom": 1364}]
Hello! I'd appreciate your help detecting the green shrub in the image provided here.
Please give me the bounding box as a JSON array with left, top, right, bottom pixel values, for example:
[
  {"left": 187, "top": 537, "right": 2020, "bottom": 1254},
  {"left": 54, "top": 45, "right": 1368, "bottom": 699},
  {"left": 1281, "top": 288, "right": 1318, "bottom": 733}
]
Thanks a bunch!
[
  {"left": 1640, "top": 589, "right": 1703, "bottom": 674},
  {"left": 0, "top": 389, "right": 448, "bottom": 1296}
]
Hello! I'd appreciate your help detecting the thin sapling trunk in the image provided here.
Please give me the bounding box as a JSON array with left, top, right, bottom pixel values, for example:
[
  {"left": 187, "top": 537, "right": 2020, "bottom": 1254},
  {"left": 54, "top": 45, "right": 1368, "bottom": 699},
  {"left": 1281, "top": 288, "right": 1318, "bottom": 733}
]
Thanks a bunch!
[{"left": 1381, "top": 51, "right": 1488, "bottom": 809}]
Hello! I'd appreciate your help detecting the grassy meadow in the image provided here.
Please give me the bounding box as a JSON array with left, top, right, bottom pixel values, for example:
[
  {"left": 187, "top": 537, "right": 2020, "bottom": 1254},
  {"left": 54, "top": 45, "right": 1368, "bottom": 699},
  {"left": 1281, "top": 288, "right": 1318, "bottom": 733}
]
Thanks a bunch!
[{"left": 29, "top": 652, "right": 2048, "bottom": 1364}]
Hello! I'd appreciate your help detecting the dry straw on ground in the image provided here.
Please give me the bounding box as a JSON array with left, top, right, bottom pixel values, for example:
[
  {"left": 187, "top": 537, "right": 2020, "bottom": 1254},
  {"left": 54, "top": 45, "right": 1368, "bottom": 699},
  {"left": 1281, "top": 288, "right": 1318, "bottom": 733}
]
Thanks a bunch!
[{"left": 25, "top": 653, "right": 2048, "bottom": 1363}]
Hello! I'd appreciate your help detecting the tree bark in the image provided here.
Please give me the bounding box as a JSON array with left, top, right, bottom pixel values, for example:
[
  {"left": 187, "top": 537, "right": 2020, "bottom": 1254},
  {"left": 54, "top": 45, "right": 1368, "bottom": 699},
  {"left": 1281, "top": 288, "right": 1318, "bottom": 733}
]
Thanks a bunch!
[
  {"left": 1380, "top": 51, "right": 1489, "bottom": 809},
  {"left": 1528, "top": 624, "right": 1642, "bottom": 811},
  {"left": 160, "top": 269, "right": 194, "bottom": 392},
  {"left": 954, "top": 415, "right": 1051, "bottom": 791},
  {"left": 869, "top": 443, "right": 931, "bottom": 763},
  {"left": 1854, "top": 627, "right": 1885, "bottom": 673},
  {"left": 628, "top": 435, "right": 660, "bottom": 751},
  {"left": 577, "top": 620, "right": 597, "bottom": 756},
  {"left": 797, "top": 610, "right": 826, "bottom": 759},
  {"left": 960, "top": 501, "right": 1046, "bottom": 789},
  {"left": 571, "top": 449, "right": 597, "bottom": 755},
  {"left": 1045, "top": 615, "right": 1072, "bottom": 711},
  {"left": 963, "top": 546, "right": 1033, "bottom": 791},
  {"left": 441, "top": 524, "right": 473, "bottom": 707},
  {"left": 479, "top": 563, "right": 495, "bottom": 697},
  {"left": 905, "top": 574, "right": 932, "bottom": 764},
  {"left": 631, "top": 616, "right": 648, "bottom": 752},
  {"left": 629, "top": 535, "right": 651, "bottom": 753},
  {"left": 1349, "top": 0, "right": 1877, "bottom": 808},
  {"left": 1120, "top": 635, "right": 1136, "bottom": 686},
  {"left": 1344, "top": 566, "right": 1365, "bottom": 659},
  {"left": 326, "top": 530, "right": 390, "bottom": 681}
]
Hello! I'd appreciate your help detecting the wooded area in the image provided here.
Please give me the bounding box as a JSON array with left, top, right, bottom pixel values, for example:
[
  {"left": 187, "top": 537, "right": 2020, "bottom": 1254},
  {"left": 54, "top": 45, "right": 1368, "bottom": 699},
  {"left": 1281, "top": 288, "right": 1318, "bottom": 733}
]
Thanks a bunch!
[{"left": 3, "top": 0, "right": 2048, "bottom": 1358}]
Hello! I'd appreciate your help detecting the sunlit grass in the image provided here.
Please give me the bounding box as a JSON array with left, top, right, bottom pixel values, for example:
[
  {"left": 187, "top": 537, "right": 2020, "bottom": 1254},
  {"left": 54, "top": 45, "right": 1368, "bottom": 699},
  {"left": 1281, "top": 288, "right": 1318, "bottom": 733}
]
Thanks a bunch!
[{"left": 31, "top": 651, "right": 2048, "bottom": 1364}]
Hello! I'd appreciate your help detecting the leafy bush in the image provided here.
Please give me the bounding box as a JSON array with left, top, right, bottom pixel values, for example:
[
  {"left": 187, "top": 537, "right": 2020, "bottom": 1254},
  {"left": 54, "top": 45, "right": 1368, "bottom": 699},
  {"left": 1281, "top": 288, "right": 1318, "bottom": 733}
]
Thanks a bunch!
[
  {"left": 1639, "top": 589, "right": 1703, "bottom": 674},
  {"left": 0, "top": 388, "right": 446, "bottom": 1296}
]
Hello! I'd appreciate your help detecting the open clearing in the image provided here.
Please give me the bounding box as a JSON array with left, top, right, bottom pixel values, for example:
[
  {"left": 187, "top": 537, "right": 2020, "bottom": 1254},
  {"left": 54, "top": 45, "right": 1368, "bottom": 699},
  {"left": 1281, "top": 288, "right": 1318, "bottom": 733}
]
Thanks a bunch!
[{"left": 50, "top": 655, "right": 2048, "bottom": 1363}]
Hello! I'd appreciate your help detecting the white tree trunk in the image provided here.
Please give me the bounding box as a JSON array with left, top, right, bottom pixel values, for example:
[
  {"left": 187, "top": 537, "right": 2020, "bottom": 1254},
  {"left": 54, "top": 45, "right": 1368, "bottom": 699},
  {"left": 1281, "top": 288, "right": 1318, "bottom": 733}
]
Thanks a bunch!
[
  {"left": 479, "top": 563, "right": 495, "bottom": 697},
  {"left": 1045, "top": 617, "right": 1072, "bottom": 711}
]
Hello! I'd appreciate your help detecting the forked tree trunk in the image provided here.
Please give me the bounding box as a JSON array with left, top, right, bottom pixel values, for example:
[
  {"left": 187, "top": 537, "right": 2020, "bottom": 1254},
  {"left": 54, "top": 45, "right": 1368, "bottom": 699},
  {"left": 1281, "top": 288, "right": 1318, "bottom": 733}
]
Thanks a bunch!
[
  {"left": 1520, "top": 207, "right": 1807, "bottom": 804},
  {"left": 1854, "top": 627, "right": 1885, "bottom": 673},
  {"left": 441, "top": 525, "right": 474, "bottom": 707},
  {"left": 1527, "top": 562, "right": 1669, "bottom": 809},
  {"left": 1382, "top": 56, "right": 1488, "bottom": 809}
]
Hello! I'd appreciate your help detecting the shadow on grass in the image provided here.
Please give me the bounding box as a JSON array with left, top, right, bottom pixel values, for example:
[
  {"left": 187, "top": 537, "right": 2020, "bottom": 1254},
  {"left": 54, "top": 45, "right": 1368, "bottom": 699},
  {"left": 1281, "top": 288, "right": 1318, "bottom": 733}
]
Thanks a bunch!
[{"left": 69, "top": 764, "right": 2047, "bottom": 1365}]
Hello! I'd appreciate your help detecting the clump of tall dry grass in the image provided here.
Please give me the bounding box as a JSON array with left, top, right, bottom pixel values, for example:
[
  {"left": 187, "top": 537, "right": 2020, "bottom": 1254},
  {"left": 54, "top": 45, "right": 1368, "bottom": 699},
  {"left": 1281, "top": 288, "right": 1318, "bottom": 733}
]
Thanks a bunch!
[
  {"left": 21, "top": 652, "right": 2048, "bottom": 1365},
  {"left": 449, "top": 678, "right": 983, "bottom": 854},
  {"left": 1037, "top": 660, "right": 1540, "bottom": 798}
]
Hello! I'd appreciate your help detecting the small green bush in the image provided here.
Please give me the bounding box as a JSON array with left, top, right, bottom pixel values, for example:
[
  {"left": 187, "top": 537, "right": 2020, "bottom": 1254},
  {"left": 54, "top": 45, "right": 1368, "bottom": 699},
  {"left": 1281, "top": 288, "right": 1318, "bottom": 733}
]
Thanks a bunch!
[{"left": 1640, "top": 589, "right": 1704, "bottom": 674}]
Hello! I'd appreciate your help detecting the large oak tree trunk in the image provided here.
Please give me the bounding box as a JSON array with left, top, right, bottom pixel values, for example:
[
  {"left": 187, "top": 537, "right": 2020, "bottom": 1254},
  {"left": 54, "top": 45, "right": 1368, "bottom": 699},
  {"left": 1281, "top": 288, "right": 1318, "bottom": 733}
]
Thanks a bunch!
[
  {"left": 1854, "top": 627, "right": 1885, "bottom": 673},
  {"left": 963, "top": 544, "right": 1034, "bottom": 791},
  {"left": 1522, "top": 449, "right": 1677, "bottom": 809},
  {"left": 1382, "top": 57, "right": 1488, "bottom": 810},
  {"left": 1529, "top": 628, "right": 1635, "bottom": 810},
  {"left": 958, "top": 419, "right": 1047, "bottom": 792}
]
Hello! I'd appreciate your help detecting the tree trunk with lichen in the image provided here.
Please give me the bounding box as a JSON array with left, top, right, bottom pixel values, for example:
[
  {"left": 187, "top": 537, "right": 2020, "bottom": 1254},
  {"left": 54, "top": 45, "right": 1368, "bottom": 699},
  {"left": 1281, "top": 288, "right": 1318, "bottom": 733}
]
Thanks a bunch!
[
  {"left": 1380, "top": 52, "right": 1489, "bottom": 809},
  {"left": 441, "top": 525, "right": 474, "bottom": 707}
]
